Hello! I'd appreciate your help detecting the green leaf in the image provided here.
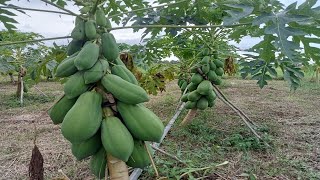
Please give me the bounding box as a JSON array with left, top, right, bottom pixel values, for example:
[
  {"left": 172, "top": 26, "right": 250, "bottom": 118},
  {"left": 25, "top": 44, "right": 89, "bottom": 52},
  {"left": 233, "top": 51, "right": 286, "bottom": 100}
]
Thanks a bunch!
[{"left": 223, "top": 4, "right": 254, "bottom": 25}]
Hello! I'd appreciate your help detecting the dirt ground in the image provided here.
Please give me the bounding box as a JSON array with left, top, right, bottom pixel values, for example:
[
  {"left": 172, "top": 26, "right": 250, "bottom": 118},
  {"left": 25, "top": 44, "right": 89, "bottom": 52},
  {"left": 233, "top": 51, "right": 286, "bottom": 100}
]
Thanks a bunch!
[{"left": 0, "top": 79, "right": 319, "bottom": 179}]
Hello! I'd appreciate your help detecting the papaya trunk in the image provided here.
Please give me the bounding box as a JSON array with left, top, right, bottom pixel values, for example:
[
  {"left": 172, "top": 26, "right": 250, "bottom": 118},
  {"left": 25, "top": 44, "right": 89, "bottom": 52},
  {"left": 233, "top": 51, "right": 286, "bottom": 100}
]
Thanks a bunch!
[
  {"left": 16, "top": 74, "right": 22, "bottom": 97},
  {"left": 107, "top": 153, "right": 129, "bottom": 180},
  {"left": 316, "top": 67, "right": 319, "bottom": 84},
  {"left": 9, "top": 73, "right": 15, "bottom": 84},
  {"left": 179, "top": 109, "right": 197, "bottom": 126}
]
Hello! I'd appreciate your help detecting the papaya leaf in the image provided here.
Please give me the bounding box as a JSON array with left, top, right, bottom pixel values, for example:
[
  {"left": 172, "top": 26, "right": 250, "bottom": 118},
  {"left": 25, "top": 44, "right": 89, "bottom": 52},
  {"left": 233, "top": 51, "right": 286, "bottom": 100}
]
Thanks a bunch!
[{"left": 223, "top": 4, "right": 254, "bottom": 25}]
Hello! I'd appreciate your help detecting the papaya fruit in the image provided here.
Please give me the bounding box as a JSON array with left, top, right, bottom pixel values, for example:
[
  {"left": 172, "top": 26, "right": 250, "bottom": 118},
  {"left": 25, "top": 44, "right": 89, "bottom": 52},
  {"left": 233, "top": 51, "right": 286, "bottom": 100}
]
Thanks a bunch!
[
  {"left": 216, "top": 67, "right": 224, "bottom": 76},
  {"left": 126, "top": 140, "right": 151, "bottom": 168},
  {"left": 181, "top": 93, "right": 189, "bottom": 102},
  {"left": 208, "top": 70, "right": 218, "bottom": 82},
  {"left": 74, "top": 42, "right": 99, "bottom": 70},
  {"left": 180, "top": 81, "right": 188, "bottom": 91},
  {"left": 187, "top": 90, "right": 201, "bottom": 102},
  {"left": 95, "top": 8, "right": 107, "bottom": 27},
  {"left": 191, "top": 64, "right": 201, "bottom": 73},
  {"left": 48, "top": 95, "right": 77, "bottom": 125},
  {"left": 206, "top": 90, "right": 216, "bottom": 102},
  {"left": 111, "top": 65, "right": 139, "bottom": 85},
  {"left": 201, "top": 48, "right": 210, "bottom": 56},
  {"left": 213, "top": 51, "right": 218, "bottom": 59},
  {"left": 213, "top": 77, "right": 222, "bottom": 85},
  {"left": 187, "top": 82, "right": 198, "bottom": 91},
  {"left": 90, "top": 148, "right": 107, "bottom": 179},
  {"left": 67, "top": 40, "right": 83, "bottom": 56},
  {"left": 85, "top": 20, "right": 97, "bottom": 40},
  {"left": 209, "top": 61, "right": 216, "bottom": 71},
  {"left": 101, "top": 116, "right": 134, "bottom": 161},
  {"left": 101, "top": 74, "right": 149, "bottom": 104},
  {"left": 196, "top": 97, "right": 208, "bottom": 110},
  {"left": 191, "top": 73, "right": 203, "bottom": 84},
  {"left": 84, "top": 59, "right": 109, "bottom": 84},
  {"left": 208, "top": 99, "right": 215, "bottom": 107},
  {"left": 63, "top": 72, "right": 89, "bottom": 99},
  {"left": 55, "top": 53, "right": 78, "bottom": 77},
  {"left": 71, "top": 132, "right": 102, "bottom": 161},
  {"left": 214, "top": 59, "right": 224, "bottom": 68},
  {"left": 185, "top": 101, "right": 196, "bottom": 109},
  {"left": 117, "top": 102, "right": 164, "bottom": 142},
  {"left": 101, "top": 32, "right": 119, "bottom": 62},
  {"left": 114, "top": 57, "right": 126, "bottom": 66},
  {"left": 178, "top": 79, "right": 186, "bottom": 88},
  {"left": 201, "top": 64, "right": 210, "bottom": 74},
  {"left": 196, "top": 80, "right": 212, "bottom": 95},
  {"left": 201, "top": 56, "right": 210, "bottom": 64},
  {"left": 61, "top": 91, "right": 102, "bottom": 143},
  {"left": 71, "top": 20, "right": 85, "bottom": 40},
  {"left": 80, "top": 6, "right": 90, "bottom": 14}
]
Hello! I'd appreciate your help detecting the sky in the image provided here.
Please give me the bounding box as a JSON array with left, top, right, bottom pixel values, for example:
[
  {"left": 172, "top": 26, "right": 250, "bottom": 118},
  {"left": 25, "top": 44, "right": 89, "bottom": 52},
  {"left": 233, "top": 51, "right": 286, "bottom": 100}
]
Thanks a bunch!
[{"left": 0, "top": 0, "right": 318, "bottom": 53}]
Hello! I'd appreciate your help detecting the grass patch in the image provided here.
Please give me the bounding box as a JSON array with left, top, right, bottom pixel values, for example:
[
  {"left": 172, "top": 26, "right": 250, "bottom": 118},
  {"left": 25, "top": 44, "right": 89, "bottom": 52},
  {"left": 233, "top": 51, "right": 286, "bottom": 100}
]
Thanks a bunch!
[{"left": 0, "top": 93, "right": 55, "bottom": 110}]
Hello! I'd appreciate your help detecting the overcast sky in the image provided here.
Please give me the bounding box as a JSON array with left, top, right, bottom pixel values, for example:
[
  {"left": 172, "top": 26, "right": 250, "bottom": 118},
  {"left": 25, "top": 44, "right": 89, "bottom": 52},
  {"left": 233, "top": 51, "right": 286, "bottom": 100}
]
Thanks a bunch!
[{"left": 0, "top": 0, "right": 318, "bottom": 51}]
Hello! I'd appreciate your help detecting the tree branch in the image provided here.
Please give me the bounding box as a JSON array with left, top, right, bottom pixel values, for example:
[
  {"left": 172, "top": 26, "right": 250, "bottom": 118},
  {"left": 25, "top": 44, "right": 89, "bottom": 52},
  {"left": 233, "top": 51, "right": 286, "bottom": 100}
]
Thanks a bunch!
[
  {"left": 0, "top": 6, "right": 72, "bottom": 15},
  {"left": 0, "top": 36, "right": 71, "bottom": 46},
  {"left": 39, "top": 0, "right": 85, "bottom": 20}
]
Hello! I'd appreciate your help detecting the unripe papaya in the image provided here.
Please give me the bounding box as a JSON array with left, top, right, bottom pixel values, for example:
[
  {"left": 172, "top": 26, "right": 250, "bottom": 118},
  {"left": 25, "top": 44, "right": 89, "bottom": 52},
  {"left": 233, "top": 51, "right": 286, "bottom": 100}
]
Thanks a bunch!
[
  {"left": 85, "top": 20, "right": 97, "bottom": 40},
  {"left": 95, "top": 8, "right": 107, "bottom": 27},
  {"left": 90, "top": 148, "right": 107, "bottom": 179},
  {"left": 67, "top": 40, "right": 83, "bottom": 56},
  {"left": 208, "top": 70, "right": 218, "bottom": 82},
  {"left": 214, "top": 59, "right": 224, "bottom": 68},
  {"left": 101, "top": 74, "right": 149, "bottom": 104},
  {"left": 71, "top": 20, "right": 85, "bottom": 40},
  {"left": 101, "top": 116, "right": 134, "bottom": 161},
  {"left": 213, "top": 51, "right": 218, "bottom": 59},
  {"left": 196, "top": 80, "right": 212, "bottom": 95},
  {"left": 181, "top": 93, "right": 189, "bottom": 102},
  {"left": 201, "top": 64, "right": 210, "bottom": 74},
  {"left": 216, "top": 67, "right": 224, "bottom": 76},
  {"left": 114, "top": 57, "right": 126, "bottom": 66},
  {"left": 71, "top": 132, "right": 102, "bottom": 161},
  {"left": 84, "top": 59, "right": 109, "bottom": 84},
  {"left": 126, "top": 140, "right": 151, "bottom": 168},
  {"left": 201, "top": 56, "right": 210, "bottom": 64},
  {"left": 178, "top": 79, "right": 186, "bottom": 88},
  {"left": 63, "top": 72, "right": 89, "bottom": 99},
  {"left": 185, "top": 101, "right": 196, "bottom": 109},
  {"left": 191, "top": 64, "right": 201, "bottom": 73},
  {"left": 187, "top": 82, "right": 198, "bottom": 91},
  {"left": 117, "top": 102, "right": 164, "bottom": 142},
  {"left": 191, "top": 73, "right": 203, "bottom": 84},
  {"left": 206, "top": 90, "right": 217, "bottom": 102},
  {"left": 111, "top": 65, "right": 139, "bottom": 85},
  {"left": 55, "top": 53, "right": 78, "bottom": 77},
  {"left": 180, "top": 81, "right": 188, "bottom": 91},
  {"left": 74, "top": 42, "right": 99, "bottom": 70},
  {"left": 213, "top": 77, "right": 222, "bottom": 85},
  {"left": 101, "top": 32, "right": 119, "bottom": 62},
  {"left": 61, "top": 92, "right": 102, "bottom": 143},
  {"left": 48, "top": 95, "right": 77, "bottom": 125},
  {"left": 188, "top": 90, "right": 201, "bottom": 102},
  {"left": 209, "top": 61, "right": 216, "bottom": 71},
  {"left": 196, "top": 97, "right": 208, "bottom": 110},
  {"left": 208, "top": 99, "right": 215, "bottom": 107}
]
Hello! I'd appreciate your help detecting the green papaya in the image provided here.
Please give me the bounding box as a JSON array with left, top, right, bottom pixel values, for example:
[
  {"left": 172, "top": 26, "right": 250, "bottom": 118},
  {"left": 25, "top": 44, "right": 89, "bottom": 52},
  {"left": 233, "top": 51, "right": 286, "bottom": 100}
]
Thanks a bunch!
[
  {"left": 111, "top": 65, "right": 139, "bottom": 85},
  {"left": 208, "top": 70, "right": 218, "bottom": 82},
  {"left": 201, "top": 56, "right": 210, "bottom": 64},
  {"left": 187, "top": 82, "right": 198, "bottom": 91},
  {"left": 61, "top": 91, "right": 102, "bottom": 143},
  {"left": 191, "top": 73, "right": 203, "bottom": 84},
  {"left": 214, "top": 59, "right": 224, "bottom": 68},
  {"left": 196, "top": 80, "right": 212, "bottom": 95},
  {"left": 181, "top": 93, "right": 189, "bottom": 102},
  {"left": 84, "top": 59, "right": 109, "bottom": 84},
  {"left": 67, "top": 40, "right": 83, "bottom": 56},
  {"left": 71, "top": 132, "right": 102, "bottom": 161},
  {"left": 114, "top": 57, "right": 126, "bottom": 66},
  {"left": 201, "top": 48, "right": 210, "bottom": 56},
  {"left": 95, "top": 8, "right": 107, "bottom": 27},
  {"left": 48, "top": 95, "right": 77, "bottom": 125},
  {"left": 206, "top": 90, "right": 216, "bottom": 102},
  {"left": 185, "top": 101, "right": 196, "bottom": 109},
  {"left": 101, "top": 32, "right": 119, "bottom": 62},
  {"left": 208, "top": 99, "right": 215, "bottom": 107},
  {"left": 188, "top": 90, "right": 201, "bottom": 102},
  {"left": 126, "top": 140, "right": 151, "bottom": 168},
  {"left": 71, "top": 20, "right": 85, "bottom": 40},
  {"left": 213, "top": 51, "right": 218, "bottom": 59},
  {"left": 209, "top": 61, "right": 216, "bottom": 71},
  {"left": 90, "top": 148, "right": 107, "bottom": 179},
  {"left": 74, "top": 42, "right": 99, "bottom": 70},
  {"left": 181, "top": 81, "right": 188, "bottom": 91},
  {"left": 101, "top": 116, "right": 134, "bottom": 161},
  {"left": 55, "top": 53, "right": 78, "bottom": 77},
  {"left": 213, "top": 77, "right": 222, "bottom": 85},
  {"left": 101, "top": 74, "right": 149, "bottom": 104},
  {"left": 196, "top": 97, "right": 208, "bottom": 110},
  {"left": 63, "top": 72, "right": 89, "bottom": 99},
  {"left": 117, "top": 102, "right": 164, "bottom": 142},
  {"left": 201, "top": 64, "right": 210, "bottom": 74},
  {"left": 216, "top": 67, "right": 224, "bottom": 76},
  {"left": 191, "top": 64, "right": 201, "bottom": 73},
  {"left": 80, "top": 6, "right": 90, "bottom": 14},
  {"left": 178, "top": 79, "right": 186, "bottom": 88},
  {"left": 85, "top": 20, "right": 97, "bottom": 40}
]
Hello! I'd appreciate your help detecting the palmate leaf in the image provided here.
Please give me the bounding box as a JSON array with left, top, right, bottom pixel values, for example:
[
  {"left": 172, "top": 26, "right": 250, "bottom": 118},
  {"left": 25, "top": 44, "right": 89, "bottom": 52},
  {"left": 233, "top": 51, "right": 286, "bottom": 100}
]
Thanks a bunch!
[{"left": 223, "top": 4, "right": 254, "bottom": 25}]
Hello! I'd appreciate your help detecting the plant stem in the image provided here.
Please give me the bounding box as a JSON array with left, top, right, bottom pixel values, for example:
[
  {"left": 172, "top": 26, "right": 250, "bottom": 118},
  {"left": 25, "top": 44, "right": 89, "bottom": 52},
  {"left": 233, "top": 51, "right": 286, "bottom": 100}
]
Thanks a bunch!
[
  {"left": 107, "top": 0, "right": 188, "bottom": 19},
  {"left": 39, "top": 0, "right": 85, "bottom": 20},
  {"left": 90, "top": 0, "right": 100, "bottom": 15},
  {"left": 0, "top": 6, "right": 71, "bottom": 15},
  {"left": 0, "top": 36, "right": 71, "bottom": 46},
  {"left": 108, "top": 23, "right": 250, "bottom": 31}
]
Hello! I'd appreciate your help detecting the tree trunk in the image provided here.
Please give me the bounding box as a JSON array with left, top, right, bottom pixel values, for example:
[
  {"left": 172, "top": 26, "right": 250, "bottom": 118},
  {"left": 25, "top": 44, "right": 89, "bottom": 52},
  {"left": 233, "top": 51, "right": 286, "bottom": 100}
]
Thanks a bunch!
[
  {"left": 316, "top": 67, "right": 319, "bottom": 84},
  {"left": 16, "top": 74, "right": 22, "bottom": 97},
  {"left": 9, "top": 72, "right": 15, "bottom": 84},
  {"left": 179, "top": 109, "right": 198, "bottom": 126},
  {"left": 107, "top": 153, "right": 129, "bottom": 180}
]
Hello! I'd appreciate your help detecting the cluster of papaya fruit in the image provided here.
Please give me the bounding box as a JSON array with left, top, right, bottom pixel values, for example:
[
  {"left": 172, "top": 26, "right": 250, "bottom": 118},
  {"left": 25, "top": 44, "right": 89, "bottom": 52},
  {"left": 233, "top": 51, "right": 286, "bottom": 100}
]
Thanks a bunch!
[
  {"left": 177, "top": 55, "right": 224, "bottom": 110},
  {"left": 48, "top": 8, "right": 164, "bottom": 179}
]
